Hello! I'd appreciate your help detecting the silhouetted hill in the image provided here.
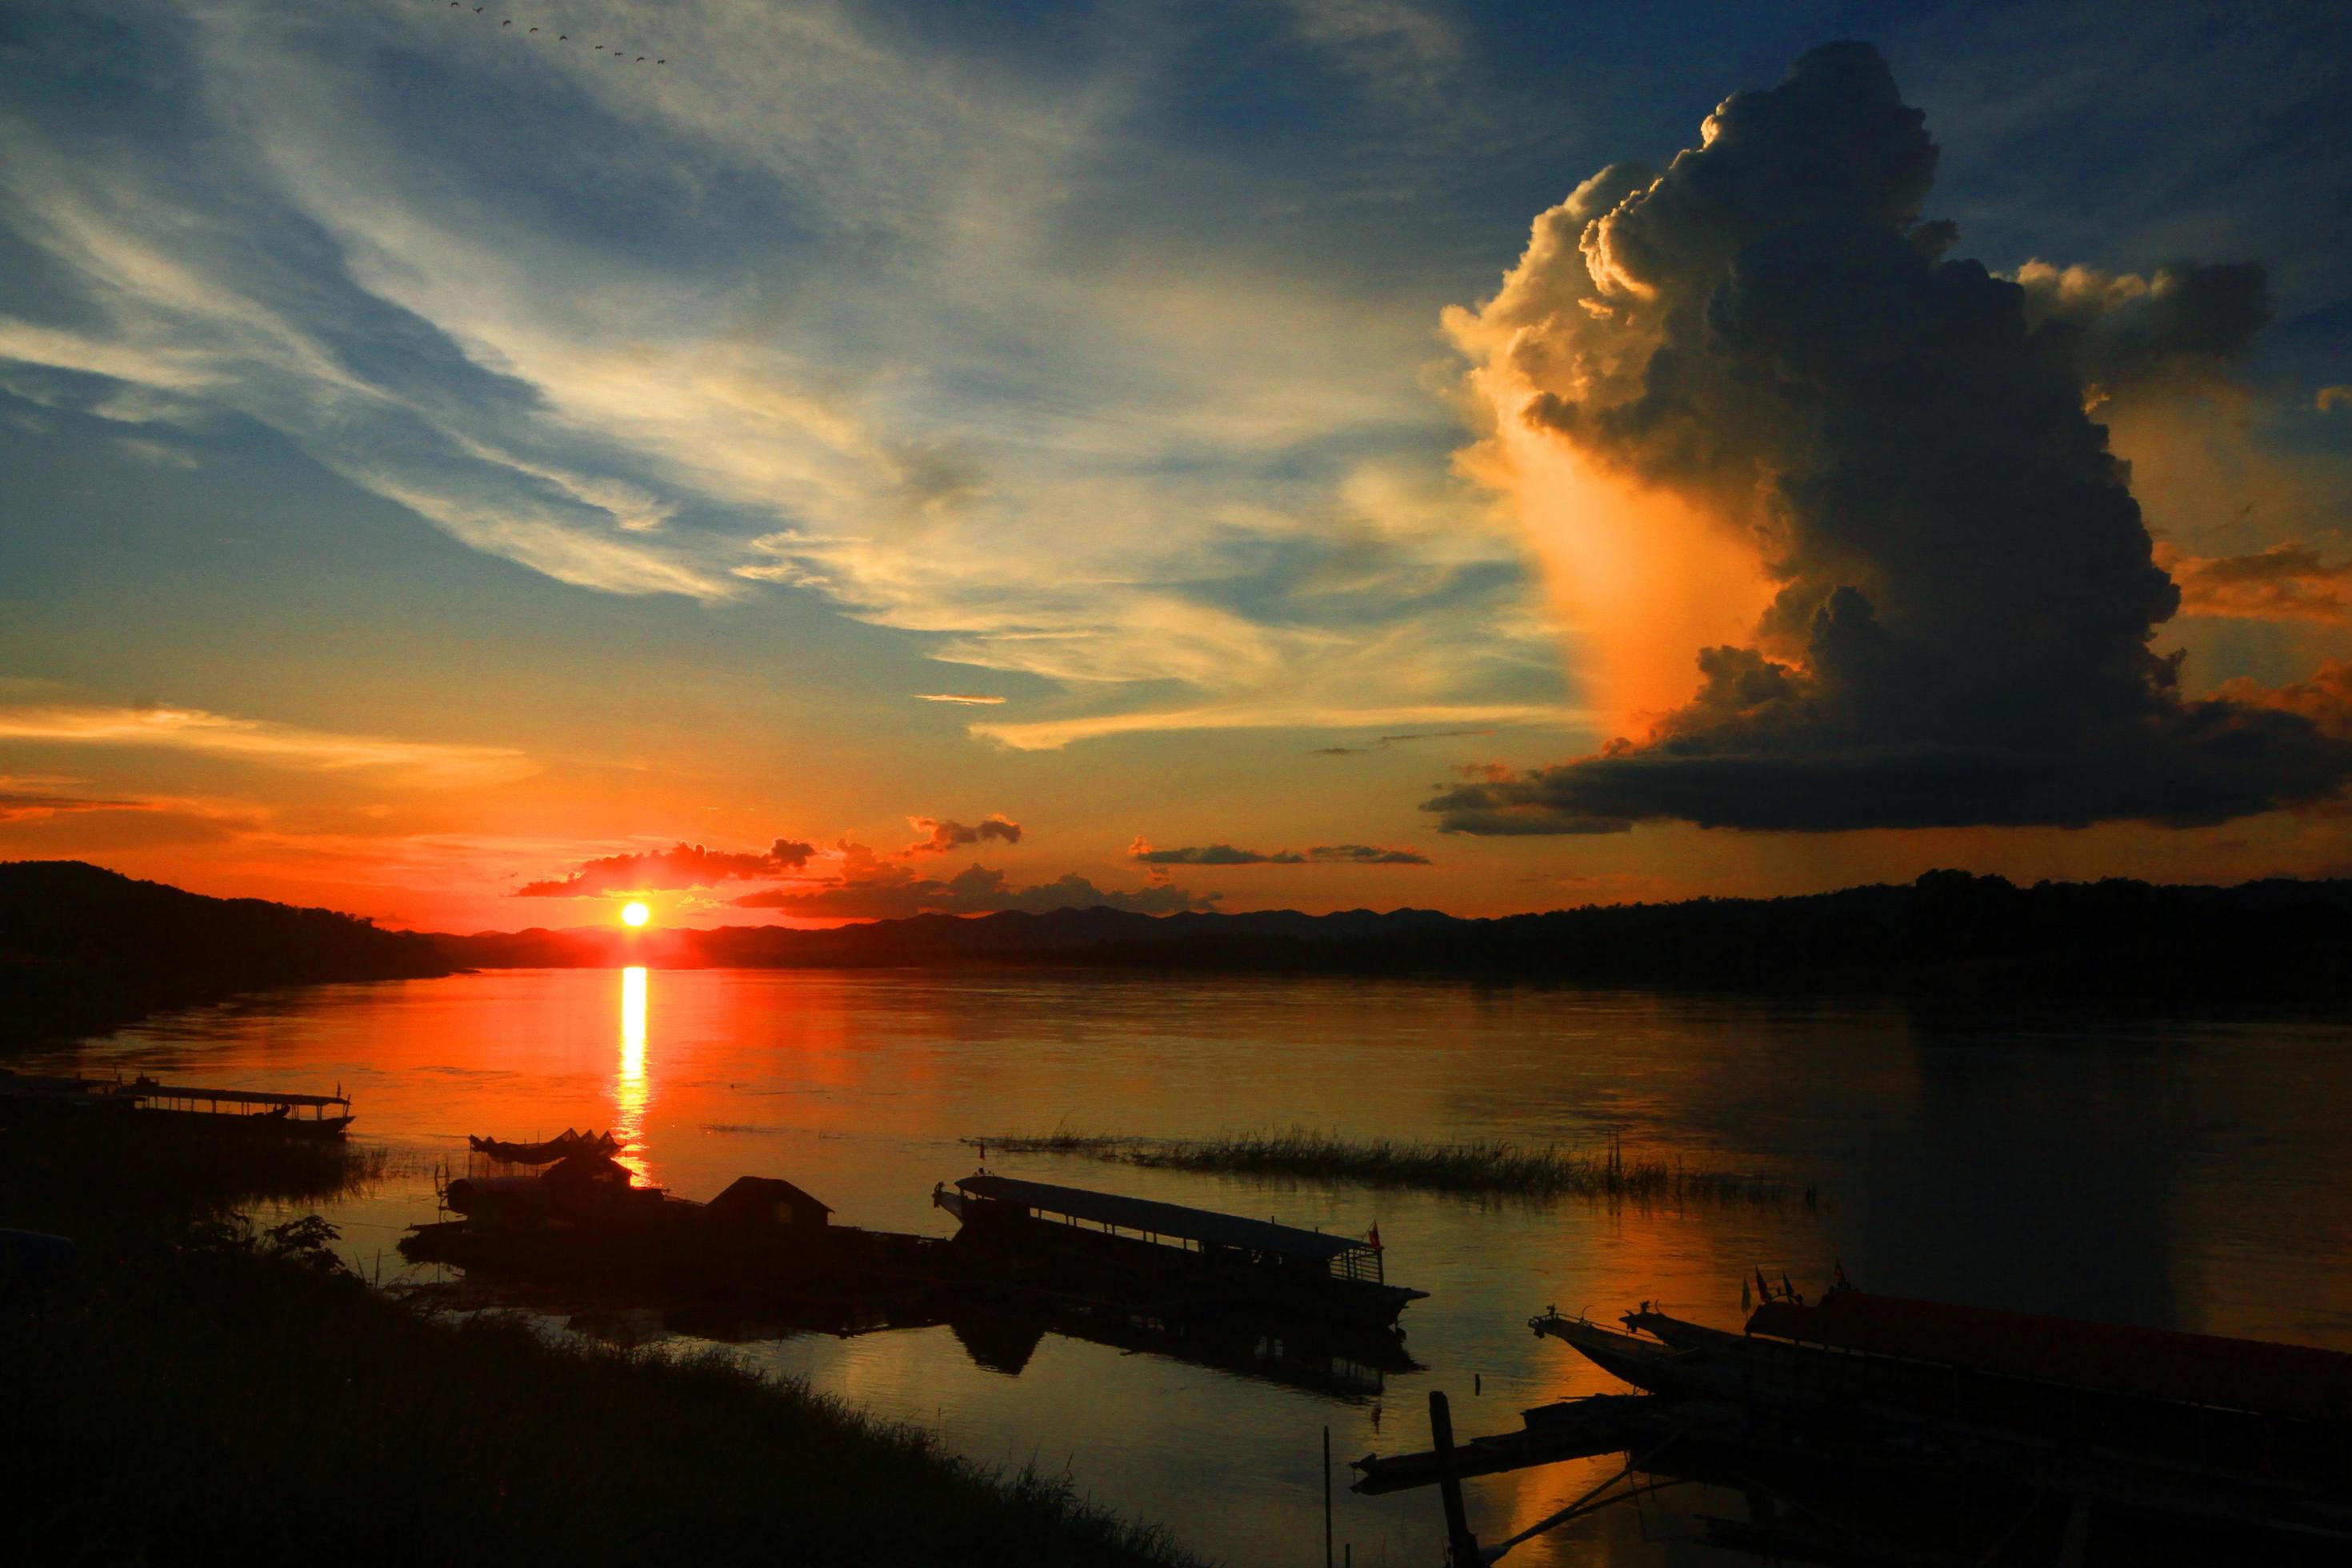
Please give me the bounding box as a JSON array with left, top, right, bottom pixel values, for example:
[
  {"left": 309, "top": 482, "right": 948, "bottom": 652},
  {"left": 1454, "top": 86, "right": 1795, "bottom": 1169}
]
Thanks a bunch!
[
  {"left": 0, "top": 861, "right": 453, "bottom": 1047},
  {"left": 432, "top": 873, "right": 2352, "bottom": 1010},
  {"left": 10, "top": 862, "right": 2347, "bottom": 1044}
]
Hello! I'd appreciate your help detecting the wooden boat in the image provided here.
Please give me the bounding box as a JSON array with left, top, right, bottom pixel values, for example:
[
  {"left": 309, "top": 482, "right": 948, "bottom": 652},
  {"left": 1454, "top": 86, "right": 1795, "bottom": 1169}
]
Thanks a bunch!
[
  {"left": 1530, "top": 1311, "right": 1744, "bottom": 1402},
  {"left": 466, "top": 1129, "right": 623, "bottom": 1164},
  {"left": 934, "top": 1173, "right": 1427, "bottom": 1330},
  {"left": 1534, "top": 1285, "right": 2352, "bottom": 1545},
  {"left": 0, "top": 1070, "right": 351, "bottom": 1137},
  {"left": 123, "top": 1077, "right": 354, "bottom": 1137}
]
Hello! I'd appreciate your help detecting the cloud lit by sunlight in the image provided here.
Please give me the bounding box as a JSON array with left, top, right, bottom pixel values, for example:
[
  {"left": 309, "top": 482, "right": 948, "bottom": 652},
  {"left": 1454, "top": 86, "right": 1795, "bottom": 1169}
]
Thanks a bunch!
[
  {"left": 1458, "top": 391, "right": 1775, "bottom": 741},
  {"left": 0, "top": 702, "right": 535, "bottom": 785}
]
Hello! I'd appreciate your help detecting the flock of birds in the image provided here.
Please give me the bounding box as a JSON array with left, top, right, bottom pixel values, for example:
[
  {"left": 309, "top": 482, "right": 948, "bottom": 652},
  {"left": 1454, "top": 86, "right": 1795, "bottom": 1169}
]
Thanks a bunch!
[{"left": 443, "top": 4, "right": 666, "bottom": 65}]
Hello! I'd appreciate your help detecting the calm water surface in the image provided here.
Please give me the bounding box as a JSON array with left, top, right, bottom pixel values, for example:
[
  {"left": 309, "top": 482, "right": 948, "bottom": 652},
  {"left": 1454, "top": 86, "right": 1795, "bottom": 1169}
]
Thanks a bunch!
[{"left": 37, "top": 969, "right": 2352, "bottom": 1566}]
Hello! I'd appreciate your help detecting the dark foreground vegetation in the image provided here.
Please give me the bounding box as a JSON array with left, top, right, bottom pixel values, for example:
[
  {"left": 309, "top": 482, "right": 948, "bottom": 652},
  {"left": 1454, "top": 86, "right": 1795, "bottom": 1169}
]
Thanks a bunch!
[
  {"left": 443, "top": 870, "right": 2352, "bottom": 1010},
  {"left": 0, "top": 1118, "right": 1194, "bottom": 1567},
  {"left": 980, "top": 1129, "right": 1798, "bottom": 1205},
  {"left": 0, "top": 860, "right": 450, "bottom": 1048}
]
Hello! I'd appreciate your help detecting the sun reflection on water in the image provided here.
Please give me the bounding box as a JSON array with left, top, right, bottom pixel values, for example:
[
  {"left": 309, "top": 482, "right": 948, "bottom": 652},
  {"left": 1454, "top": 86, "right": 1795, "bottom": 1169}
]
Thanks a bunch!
[{"left": 615, "top": 966, "right": 651, "bottom": 1180}]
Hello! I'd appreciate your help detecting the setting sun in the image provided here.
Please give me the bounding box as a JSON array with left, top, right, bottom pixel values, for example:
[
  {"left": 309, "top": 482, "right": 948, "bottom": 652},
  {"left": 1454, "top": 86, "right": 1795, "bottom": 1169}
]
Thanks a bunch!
[{"left": 620, "top": 901, "right": 650, "bottom": 928}]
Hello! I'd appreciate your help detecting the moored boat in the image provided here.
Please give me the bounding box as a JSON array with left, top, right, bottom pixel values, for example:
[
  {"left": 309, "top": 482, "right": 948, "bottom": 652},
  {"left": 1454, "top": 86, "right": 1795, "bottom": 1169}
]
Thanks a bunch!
[
  {"left": 934, "top": 1172, "right": 1427, "bottom": 1330},
  {"left": 1537, "top": 1282, "right": 2352, "bottom": 1533},
  {"left": 466, "top": 1128, "right": 623, "bottom": 1164},
  {"left": 0, "top": 1070, "right": 352, "bottom": 1137}
]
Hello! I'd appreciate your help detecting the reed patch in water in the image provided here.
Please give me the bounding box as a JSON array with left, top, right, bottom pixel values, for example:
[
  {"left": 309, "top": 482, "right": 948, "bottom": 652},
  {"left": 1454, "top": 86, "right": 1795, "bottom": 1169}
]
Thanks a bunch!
[{"left": 970, "top": 1129, "right": 1801, "bottom": 1204}]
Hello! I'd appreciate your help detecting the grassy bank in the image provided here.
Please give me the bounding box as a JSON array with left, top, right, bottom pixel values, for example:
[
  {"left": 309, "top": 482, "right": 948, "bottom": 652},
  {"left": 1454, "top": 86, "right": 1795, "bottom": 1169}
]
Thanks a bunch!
[
  {"left": 976, "top": 1129, "right": 1802, "bottom": 1205},
  {"left": 0, "top": 1118, "right": 1195, "bottom": 1567}
]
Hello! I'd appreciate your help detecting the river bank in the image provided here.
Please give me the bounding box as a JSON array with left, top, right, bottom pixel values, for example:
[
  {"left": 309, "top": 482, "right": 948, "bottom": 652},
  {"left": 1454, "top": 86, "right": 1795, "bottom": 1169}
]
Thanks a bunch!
[{"left": 0, "top": 1117, "right": 1195, "bottom": 1568}]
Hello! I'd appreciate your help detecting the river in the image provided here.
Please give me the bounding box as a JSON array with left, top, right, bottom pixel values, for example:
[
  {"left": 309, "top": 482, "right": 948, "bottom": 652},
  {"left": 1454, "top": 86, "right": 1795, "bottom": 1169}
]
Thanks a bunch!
[{"left": 31, "top": 968, "right": 2352, "bottom": 1565}]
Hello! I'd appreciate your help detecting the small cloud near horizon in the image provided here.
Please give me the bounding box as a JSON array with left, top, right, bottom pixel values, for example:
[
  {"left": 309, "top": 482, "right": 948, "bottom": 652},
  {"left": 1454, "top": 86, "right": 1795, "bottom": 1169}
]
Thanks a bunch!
[
  {"left": 734, "top": 861, "right": 1214, "bottom": 919},
  {"left": 1127, "top": 835, "right": 1430, "bottom": 866},
  {"left": 1315, "top": 728, "right": 1490, "bottom": 757},
  {"left": 517, "top": 838, "right": 815, "bottom": 896},
  {"left": 903, "top": 814, "right": 1021, "bottom": 856}
]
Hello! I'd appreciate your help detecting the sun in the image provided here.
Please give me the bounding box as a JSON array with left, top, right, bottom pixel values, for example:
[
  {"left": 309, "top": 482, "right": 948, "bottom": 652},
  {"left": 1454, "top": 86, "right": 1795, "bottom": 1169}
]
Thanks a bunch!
[{"left": 620, "top": 900, "right": 650, "bottom": 928}]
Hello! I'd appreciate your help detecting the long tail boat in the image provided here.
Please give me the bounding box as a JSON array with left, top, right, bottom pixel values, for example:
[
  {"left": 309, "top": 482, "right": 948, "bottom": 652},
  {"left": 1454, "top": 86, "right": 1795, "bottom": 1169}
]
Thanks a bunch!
[
  {"left": 934, "top": 1173, "right": 1426, "bottom": 1330},
  {"left": 1530, "top": 1283, "right": 2352, "bottom": 1548},
  {"left": 466, "top": 1129, "right": 622, "bottom": 1164}
]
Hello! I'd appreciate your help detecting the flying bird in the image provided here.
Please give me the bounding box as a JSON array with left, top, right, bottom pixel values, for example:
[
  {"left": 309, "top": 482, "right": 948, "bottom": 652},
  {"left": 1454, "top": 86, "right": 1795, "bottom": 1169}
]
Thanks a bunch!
[{"left": 635, "top": 56, "right": 644, "bottom": 62}]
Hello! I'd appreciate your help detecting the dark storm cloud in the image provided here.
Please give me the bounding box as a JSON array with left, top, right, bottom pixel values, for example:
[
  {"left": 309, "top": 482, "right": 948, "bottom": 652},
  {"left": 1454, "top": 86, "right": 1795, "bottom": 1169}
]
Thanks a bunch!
[
  {"left": 1128, "top": 838, "right": 1430, "bottom": 866},
  {"left": 1431, "top": 42, "right": 2352, "bottom": 835},
  {"left": 518, "top": 839, "right": 813, "bottom": 896},
  {"left": 2014, "top": 260, "right": 2271, "bottom": 395}
]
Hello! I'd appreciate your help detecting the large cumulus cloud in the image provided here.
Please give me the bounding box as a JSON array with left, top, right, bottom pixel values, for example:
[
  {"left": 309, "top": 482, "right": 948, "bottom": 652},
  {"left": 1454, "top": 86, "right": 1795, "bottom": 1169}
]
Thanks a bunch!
[{"left": 1430, "top": 42, "right": 2352, "bottom": 834}]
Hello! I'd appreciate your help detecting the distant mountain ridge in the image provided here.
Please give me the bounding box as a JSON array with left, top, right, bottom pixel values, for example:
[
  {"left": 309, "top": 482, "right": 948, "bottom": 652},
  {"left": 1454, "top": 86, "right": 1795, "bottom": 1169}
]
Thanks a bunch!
[
  {"left": 433, "top": 871, "right": 2352, "bottom": 1009},
  {"left": 0, "top": 860, "right": 452, "bottom": 1046},
  {"left": 7, "top": 862, "right": 2350, "bottom": 1050}
]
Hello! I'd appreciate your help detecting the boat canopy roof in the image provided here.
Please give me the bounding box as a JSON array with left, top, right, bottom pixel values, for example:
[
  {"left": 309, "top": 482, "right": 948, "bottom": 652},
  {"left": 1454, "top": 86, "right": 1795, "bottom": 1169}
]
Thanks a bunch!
[
  {"left": 1748, "top": 1290, "right": 2352, "bottom": 1426},
  {"left": 131, "top": 1082, "right": 350, "bottom": 1108},
  {"left": 955, "top": 1174, "right": 1368, "bottom": 1262}
]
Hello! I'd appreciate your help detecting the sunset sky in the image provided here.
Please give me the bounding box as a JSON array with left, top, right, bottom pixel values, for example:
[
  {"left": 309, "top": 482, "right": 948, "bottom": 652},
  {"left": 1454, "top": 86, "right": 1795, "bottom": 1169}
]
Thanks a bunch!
[{"left": 4, "top": 1, "right": 2349, "bottom": 931}]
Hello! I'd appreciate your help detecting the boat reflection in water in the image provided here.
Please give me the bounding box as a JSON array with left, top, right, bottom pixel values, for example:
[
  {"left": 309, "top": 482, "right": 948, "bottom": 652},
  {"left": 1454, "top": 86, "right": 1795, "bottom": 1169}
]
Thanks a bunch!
[{"left": 946, "top": 1300, "right": 1419, "bottom": 1399}]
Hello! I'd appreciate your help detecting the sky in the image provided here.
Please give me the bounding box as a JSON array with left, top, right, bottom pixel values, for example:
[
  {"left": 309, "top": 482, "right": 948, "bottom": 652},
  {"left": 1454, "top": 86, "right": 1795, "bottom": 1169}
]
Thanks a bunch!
[{"left": 2, "top": 0, "right": 2349, "bottom": 931}]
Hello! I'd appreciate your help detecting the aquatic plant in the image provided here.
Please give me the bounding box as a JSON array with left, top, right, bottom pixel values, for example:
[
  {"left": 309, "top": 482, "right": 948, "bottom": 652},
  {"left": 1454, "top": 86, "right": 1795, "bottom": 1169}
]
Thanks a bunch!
[{"left": 970, "top": 1128, "right": 1801, "bottom": 1204}]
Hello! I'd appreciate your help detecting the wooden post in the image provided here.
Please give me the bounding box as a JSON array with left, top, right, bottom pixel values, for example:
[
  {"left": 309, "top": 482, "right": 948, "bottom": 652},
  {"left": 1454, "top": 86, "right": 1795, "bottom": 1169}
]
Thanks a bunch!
[
  {"left": 1428, "top": 1390, "right": 1481, "bottom": 1567},
  {"left": 1323, "top": 1425, "right": 1334, "bottom": 1568}
]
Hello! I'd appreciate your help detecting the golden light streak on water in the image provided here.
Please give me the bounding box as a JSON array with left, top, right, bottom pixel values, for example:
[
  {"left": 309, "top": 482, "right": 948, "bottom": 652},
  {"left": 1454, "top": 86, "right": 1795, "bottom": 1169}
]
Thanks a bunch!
[{"left": 615, "top": 965, "right": 651, "bottom": 1180}]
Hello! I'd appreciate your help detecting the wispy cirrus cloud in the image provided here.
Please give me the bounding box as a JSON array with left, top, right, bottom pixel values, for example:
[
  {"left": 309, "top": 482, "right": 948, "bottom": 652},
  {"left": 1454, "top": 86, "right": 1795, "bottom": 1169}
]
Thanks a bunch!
[
  {"left": 972, "top": 700, "right": 1569, "bottom": 752},
  {"left": 0, "top": 1, "right": 1560, "bottom": 754},
  {"left": 0, "top": 702, "right": 534, "bottom": 785},
  {"left": 0, "top": 788, "right": 135, "bottom": 822},
  {"left": 2158, "top": 540, "right": 2351, "bottom": 624}
]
